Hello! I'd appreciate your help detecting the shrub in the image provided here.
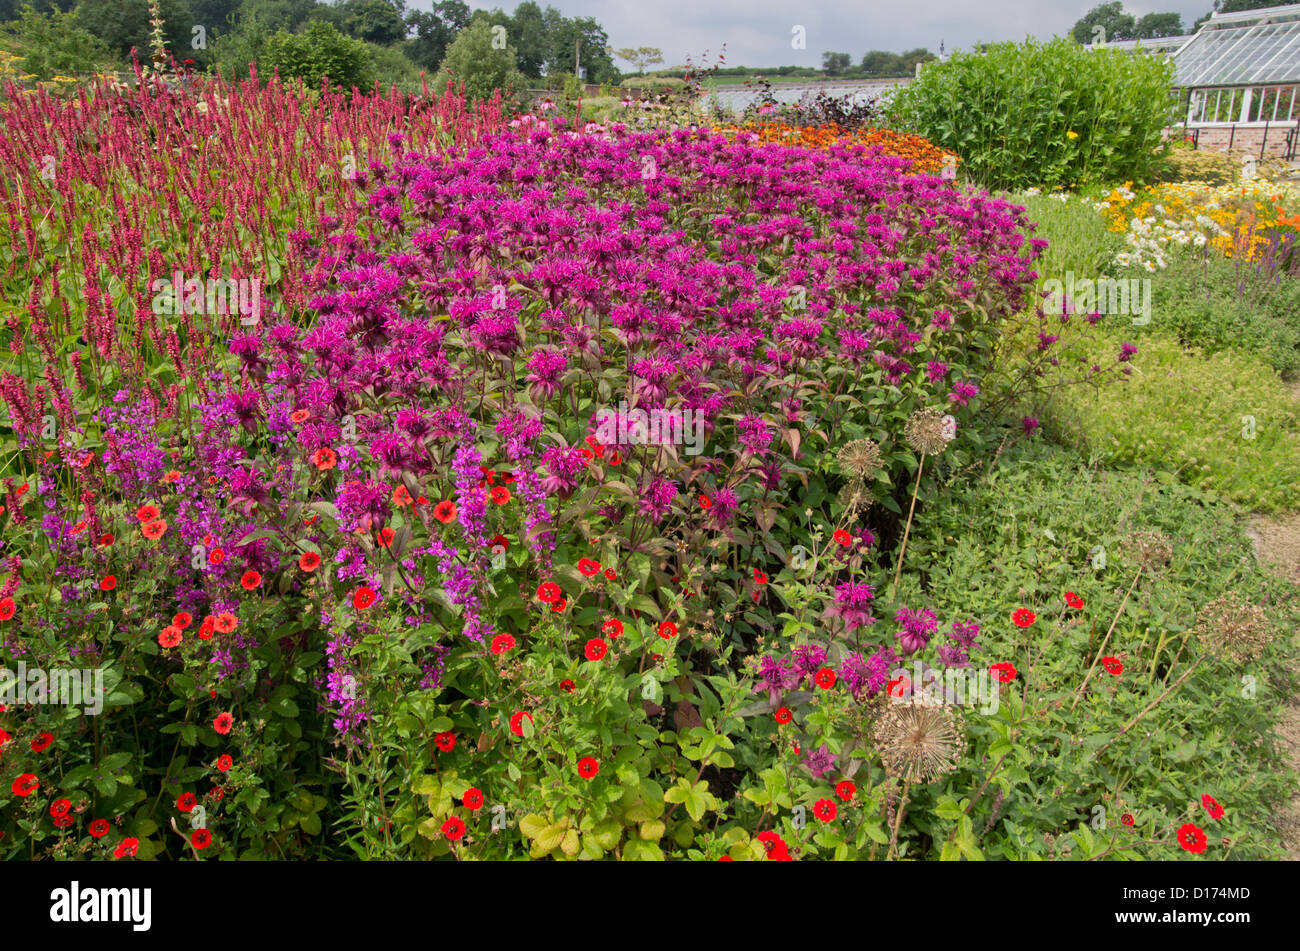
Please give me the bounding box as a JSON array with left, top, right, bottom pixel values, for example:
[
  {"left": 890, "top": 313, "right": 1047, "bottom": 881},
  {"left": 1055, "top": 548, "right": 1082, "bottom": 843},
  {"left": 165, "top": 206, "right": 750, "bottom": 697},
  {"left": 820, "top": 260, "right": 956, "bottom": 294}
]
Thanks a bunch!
[
  {"left": 888, "top": 37, "right": 1176, "bottom": 192},
  {"left": 439, "top": 17, "right": 528, "bottom": 105},
  {"left": 1152, "top": 146, "right": 1238, "bottom": 186},
  {"left": 263, "top": 21, "right": 373, "bottom": 91}
]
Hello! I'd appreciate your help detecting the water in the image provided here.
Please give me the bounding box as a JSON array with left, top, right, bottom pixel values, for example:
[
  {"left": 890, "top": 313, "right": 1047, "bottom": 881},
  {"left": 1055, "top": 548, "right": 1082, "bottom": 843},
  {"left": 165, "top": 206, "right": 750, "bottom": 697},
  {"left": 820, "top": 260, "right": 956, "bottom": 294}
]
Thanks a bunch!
[{"left": 701, "top": 81, "right": 905, "bottom": 116}]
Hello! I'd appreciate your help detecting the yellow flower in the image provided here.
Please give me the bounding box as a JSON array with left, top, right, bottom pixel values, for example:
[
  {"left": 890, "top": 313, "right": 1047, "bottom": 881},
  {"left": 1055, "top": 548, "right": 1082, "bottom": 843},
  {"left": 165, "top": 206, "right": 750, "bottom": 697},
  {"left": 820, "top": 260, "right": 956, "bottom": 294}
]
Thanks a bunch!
[{"left": 1066, "top": 130, "right": 1079, "bottom": 140}]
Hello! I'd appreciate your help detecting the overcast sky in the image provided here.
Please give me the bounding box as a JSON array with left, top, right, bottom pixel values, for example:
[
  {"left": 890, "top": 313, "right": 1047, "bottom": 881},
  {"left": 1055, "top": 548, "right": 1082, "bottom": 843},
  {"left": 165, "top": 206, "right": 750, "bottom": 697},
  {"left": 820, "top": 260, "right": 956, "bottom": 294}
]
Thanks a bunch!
[{"left": 429, "top": 1, "right": 1221, "bottom": 66}]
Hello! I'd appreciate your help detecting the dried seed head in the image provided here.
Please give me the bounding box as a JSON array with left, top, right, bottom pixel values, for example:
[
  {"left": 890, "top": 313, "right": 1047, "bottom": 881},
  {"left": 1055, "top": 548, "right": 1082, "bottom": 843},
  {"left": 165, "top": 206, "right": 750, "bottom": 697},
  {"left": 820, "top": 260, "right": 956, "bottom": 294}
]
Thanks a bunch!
[
  {"left": 1194, "top": 593, "right": 1273, "bottom": 663},
  {"left": 904, "top": 408, "right": 953, "bottom": 456},
  {"left": 1121, "top": 530, "right": 1173, "bottom": 569},
  {"left": 837, "top": 438, "right": 883, "bottom": 480},
  {"left": 872, "top": 697, "right": 963, "bottom": 783}
]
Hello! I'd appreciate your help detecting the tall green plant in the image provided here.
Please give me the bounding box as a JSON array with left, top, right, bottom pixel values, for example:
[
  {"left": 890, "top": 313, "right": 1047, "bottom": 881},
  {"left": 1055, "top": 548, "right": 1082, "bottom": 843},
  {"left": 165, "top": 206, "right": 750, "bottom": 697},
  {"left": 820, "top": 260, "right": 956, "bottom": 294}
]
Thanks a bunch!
[{"left": 889, "top": 37, "right": 1176, "bottom": 191}]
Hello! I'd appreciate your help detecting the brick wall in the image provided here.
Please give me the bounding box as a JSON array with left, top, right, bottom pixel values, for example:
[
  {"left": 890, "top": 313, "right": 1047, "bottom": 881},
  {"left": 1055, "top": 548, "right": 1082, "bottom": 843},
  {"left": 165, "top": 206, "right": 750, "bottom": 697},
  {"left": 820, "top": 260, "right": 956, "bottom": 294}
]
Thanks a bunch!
[{"left": 1166, "top": 124, "right": 1297, "bottom": 159}]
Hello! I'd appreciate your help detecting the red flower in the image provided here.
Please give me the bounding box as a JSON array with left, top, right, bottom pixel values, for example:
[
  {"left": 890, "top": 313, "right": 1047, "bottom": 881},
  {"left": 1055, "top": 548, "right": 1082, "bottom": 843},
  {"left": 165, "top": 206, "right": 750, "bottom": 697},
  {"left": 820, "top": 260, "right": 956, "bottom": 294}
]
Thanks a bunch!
[
  {"left": 1012, "top": 608, "right": 1036, "bottom": 628},
  {"left": 50, "top": 798, "right": 71, "bottom": 817},
  {"left": 577, "top": 557, "right": 601, "bottom": 576},
  {"left": 177, "top": 792, "right": 196, "bottom": 812},
  {"left": 377, "top": 527, "right": 395, "bottom": 548},
  {"left": 312, "top": 447, "right": 337, "bottom": 470},
  {"left": 835, "top": 781, "right": 856, "bottom": 802},
  {"left": 353, "top": 587, "right": 377, "bottom": 610},
  {"left": 585, "top": 638, "right": 607, "bottom": 661},
  {"left": 536, "top": 582, "right": 561, "bottom": 603},
  {"left": 989, "top": 662, "right": 1017, "bottom": 683},
  {"left": 213, "top": 712, "right": 233, "bottom": 735},
  {"left": 718, "top": 855, "right": 733, "bottom": 861},
  {"left": 608, "top": 450, "right": 622, "bottom": 465},
  {"left": 114, "top": 837, "right": 139, "bottom": 858},
  {"left": 753, "top": 567, "right": 767, "bottom": 584},
  {"left": 213, "top": 612, "right": 238, "bottom": 633},
  {"left": 490, "top": 486, "right": 511, "bottom": 505},
  {"left": 173, "top": 612, "right": 192, "bottom": 630},
  {"left": 0, "top": 597, "right": 13, "bottom": 621},
  {"left": 162, "top": 470, "right": 181, "bottom": 484},
  {"left": 550, "top": 597, "right": 567, "bottom": 613},
  {"left": 775, "top": 707, "right": 793, "bottom": 724},
  {"left": 887, "top": 675, "right": 911, "bottom": 698},
  {"left": 509, "top": 711, "right": 533, "bottom": 737},
  {"left": 100, "top": 575, "right": 117, "bottom": 591},
  {"left": 658, "top": 621, "right": 678, "bottom": 639},
  {"left": 99, "top": 532, "right": 114, "bottom": 546},
  {"left": 299, "top": 551, "right": 321, "bottom": 571},
  {"left": 1178, "top": 823, "right": 1208, "bottom": 854},
  {"left": 1201, "top": 795, "right": 1224, "bottom": 820},
  {"left": 813, "top": 798, "right": 837, "bottom": 822},
  {"left": 833, "top": 529, "right": 851, "bottom": 546},
  {"left": 240, "top": 570, "right": 262, "bottom": 590},
  {"left": 699, "top": 495, "right": 712, "bottom": 509},
  {"left": 435, "top": 731, "right": 456, "bottom": 752},
  {"left": 191, "top": 829, "right": 212, "bottom": 850},
  {"left": 1102, "top": 656, "right": 1123, "bottom": 676},
  {"left": 559, "top": 679, "right": 576, "bottom": 693},
  {"left": 290, "top": 409, "right": 310, "bottom": 424},
  {"left": 814, "top": 667, "right": 836, "bottom": 690},
  {"left": 577, "top": 756, "right": 599, "bottom": 779},
  {"left": 442, "top": 817, "right": 466, "bottom": 841},
  {"left": 392, "top": 485, "right": 413, "bottom": 507},
  {"left": 209, "top": 549, "right": 225, "bottom": 565},
  {"left": 602, "top": 617, "right": 623, "bottom": 638},
  {"left": 433, "top": 500, "right": 457, "bottom": 523},
  {"left": 31, "top": 732, "right": 53, "bottom": 752},
  {"left": 158, "top": 626, "right": 182, "bottom": 648},
  {"left": 1065, "top": 591, "right": 1085, "bottom": 609},
  {"left": 756, "top": 830, "right": 791, "bottom": 860},
  {"left": 142, "top": 519, "right": 167, "bottom": 540},
  {"left": 1121, "top": 813, "right": 1135, "bottom": 827},
  {"left": 463, "top": 788, "right": 484, "bottom": 810},
  {"left": 490, "top": 633, "right": 515, "bottom": 655},
  {"left": 136, "top": 504, "right": 160, "bottom": 522},
  {"left": 89, "top": 819, "right": 110, "bottom": 838},
  {"left": 11, "top": 773, "right": 38, "bottom": 796},
  {"left": 604, "top": 567, "right": 617, "bottom": 580},
  {"left": 217, "top": 755, "right": 233, "bottom": 772}
]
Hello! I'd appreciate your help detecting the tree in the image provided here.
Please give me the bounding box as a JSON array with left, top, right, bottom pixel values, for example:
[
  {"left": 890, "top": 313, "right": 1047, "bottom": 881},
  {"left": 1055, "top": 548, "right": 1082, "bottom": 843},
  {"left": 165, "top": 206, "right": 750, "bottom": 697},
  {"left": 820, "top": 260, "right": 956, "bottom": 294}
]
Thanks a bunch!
[
  {"left": 340, "top": 0, "right": 405, "bottom": 46},
  {"left": 613, "top": 45, "right": 662, "bottom": 75},
  {"left": 438, "top": 15, "right": 525, "bottom": 102},
  {"left": 860, "top": 49, "right": 902, "bottom": 76},
  {"left": 898, "top": 47, "right": 936, "bottom": 74},
  {"left": 506, "top": 1, "right": 549, "bottom": 78},
  {"left": 821, "top": 50, "right": 850, "bottom": 75},
  {"left": 0, "top": 2, "right": 116, "bottom": 78},
  {"left": 72, "top": 0, "right": 193, "bottom": 61},
  {"left": 402, "top": 0, "right": 467, "bottom": 73},
  {"left": 545, "top": 14, "right": 615, "bottom": 82},
  {"left": 1135, "top": 12, "right": 1184, "bottom": 37},
  {"left": 1196, "top": 0, "right": 1292, "bottom": 30},
  {"left": 1071, "top": 2, "right": 1138, "bottom": 43}
]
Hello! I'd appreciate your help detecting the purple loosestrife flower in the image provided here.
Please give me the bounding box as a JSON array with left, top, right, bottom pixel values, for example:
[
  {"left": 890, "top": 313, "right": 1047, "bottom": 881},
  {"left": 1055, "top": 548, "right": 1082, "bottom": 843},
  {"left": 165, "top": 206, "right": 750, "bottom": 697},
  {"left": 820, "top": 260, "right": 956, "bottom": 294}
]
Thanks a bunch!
[
  {"left": 538, "top": 445, "right": 586, "bottom": 498},
  {"left": 638, "top": 476, "right": 678, "bottom": 524},
  {"left": 791, "top": 644, "right": 828, "bottom": 680},
  {"left": 736, "top": 414, "right": 774, "bottom": 455},
  {"left": 827, "top": 580, "right": 876, "bottom": 632},
  {"left": 803, "top": 744, "right": 837, "bottom": 779},
  {"left": 895, "top": 606, "right": 939, "bottom": 655}
]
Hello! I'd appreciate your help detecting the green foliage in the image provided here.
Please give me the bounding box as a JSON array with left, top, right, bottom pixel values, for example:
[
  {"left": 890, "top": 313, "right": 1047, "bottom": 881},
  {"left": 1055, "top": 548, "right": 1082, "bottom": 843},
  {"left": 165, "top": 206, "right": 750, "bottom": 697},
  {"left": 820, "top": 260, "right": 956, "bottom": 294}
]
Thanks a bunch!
[
  {"left": 1143, "top": 248, "right": 1300, "bottom": 377},
  {"left": 437, "top": 15, "right": 524, "bottom": 103},
  {"left": 1018, "top": 192, "right": 1125, "bottom": 279},
  {"left": 889, "top": 36, "right": 1177, "bottom": 191},
  {"left": 0, "top": 2, "right": 116, "bottom": 79},
  {"left": 262, "top": 20, "right": 372, "bottom": 90},
  {"left": 71, "top": 0, "right": 191, "bottom": 62},
  {"left": 1152, "top": 144, "right": 1241, "bottom": 185},
  {"left": 898, "top": 436, "right": 1300, "bottom": 860},
  {"left": 339, "top": 0, "right": 404, "bottom": 46},
  {"left": 1047, "top": 334, "right": 1300, "bottom": 512}
]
